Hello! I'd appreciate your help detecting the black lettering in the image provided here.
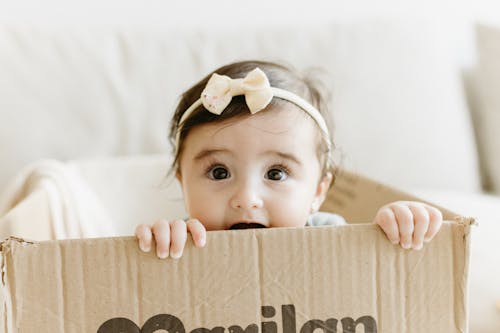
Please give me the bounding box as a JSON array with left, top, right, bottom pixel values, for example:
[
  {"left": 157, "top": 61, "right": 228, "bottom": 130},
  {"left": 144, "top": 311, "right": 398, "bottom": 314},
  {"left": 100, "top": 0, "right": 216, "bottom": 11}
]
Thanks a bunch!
[
  {"left": 261, "top": 305, "right": 277, "bottom": 333},
  {"left": 262, "top": 319, "right": 276, "bottom": 333},
  {"left": 262, "top": 306, "right": 276, "bottom": 318},
  {"left": 192, "top": 327, "right": 225, "bottom": 333},
  {"left": 229, "top": 324, "right": 259, "bottom": 333},
  {"left": 97, "top": 317, "right": 140, "bottom": 333},
  {"left": 340, "top": 316, "right": 377, "bottom": 333},
  {"left": 282, "top": 304, "right": 296, "bottom": 333},
  {"left": 96, "top": 306, "right": 377, "bottom": 333},
  {"left": 142, "top": 314, "right": 186, "bottom": 333},
  {"left": 300, "top": 319, "right": 338, "bottom": 333}
]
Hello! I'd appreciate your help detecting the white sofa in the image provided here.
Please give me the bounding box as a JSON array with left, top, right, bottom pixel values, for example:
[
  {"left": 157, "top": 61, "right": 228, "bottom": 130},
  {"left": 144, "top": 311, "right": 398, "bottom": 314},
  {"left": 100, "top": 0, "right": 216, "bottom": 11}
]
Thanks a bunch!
[{"left": 0, "top": 19, "right": 499, "bottom": 332}]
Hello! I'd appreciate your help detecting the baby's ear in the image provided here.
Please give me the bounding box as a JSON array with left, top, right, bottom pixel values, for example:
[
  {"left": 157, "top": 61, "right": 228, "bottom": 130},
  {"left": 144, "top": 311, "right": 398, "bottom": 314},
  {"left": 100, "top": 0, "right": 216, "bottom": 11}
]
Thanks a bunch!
[{"left": 314, "top": 172, "right": 333, "bottom": 207}]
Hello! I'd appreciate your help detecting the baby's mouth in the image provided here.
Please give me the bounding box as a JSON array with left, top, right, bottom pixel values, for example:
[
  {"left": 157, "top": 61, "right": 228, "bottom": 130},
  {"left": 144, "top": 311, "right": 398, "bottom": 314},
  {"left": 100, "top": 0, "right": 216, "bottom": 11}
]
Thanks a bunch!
[{"left": 229, "top": 222, "right": 267, "bottom": 230}]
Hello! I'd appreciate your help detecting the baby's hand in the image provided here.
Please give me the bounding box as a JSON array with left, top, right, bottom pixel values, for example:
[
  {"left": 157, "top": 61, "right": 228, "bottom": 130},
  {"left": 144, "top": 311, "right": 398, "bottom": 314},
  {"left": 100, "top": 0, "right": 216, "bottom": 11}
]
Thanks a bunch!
[
  {"left": 373, "top": 201, "right": 443, "bottom": 250},
  {"left": 135, "top": 219, "right": 206, "bottom": 259}
]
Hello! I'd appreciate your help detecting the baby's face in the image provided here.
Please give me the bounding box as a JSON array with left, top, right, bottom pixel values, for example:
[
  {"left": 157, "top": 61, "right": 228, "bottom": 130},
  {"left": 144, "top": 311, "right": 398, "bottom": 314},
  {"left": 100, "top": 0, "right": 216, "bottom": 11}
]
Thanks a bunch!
[{"left": 177, "top": 106, "right": 331, "bottom": 230}]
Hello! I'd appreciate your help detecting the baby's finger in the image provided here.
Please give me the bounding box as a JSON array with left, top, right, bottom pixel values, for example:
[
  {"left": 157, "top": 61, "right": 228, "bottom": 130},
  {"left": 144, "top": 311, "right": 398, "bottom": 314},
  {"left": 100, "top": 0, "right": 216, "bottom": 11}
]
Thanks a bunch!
[
  {"left": 186, "top": 219, "right": 207, "bottom": 247},
  {"left": 135, "top": 224, "right": 153, "bottom": 252},
  {"left": 152, "top": 219, "right": 171, "bottom": 259},
  {"left": 391, "top": 204, "right": 414, "bottom": 249},
  {"left": 424, "top": 205, "right": 443, "bottom": 242},
  {"left": 169, "top": 220, "right": 188, "bottom": 259},
  {"left": 374, "top": 207, "right": 400, "bottom": 244},
  {"left": 408, "top": 204, "right": 429, "bottom": 250}
]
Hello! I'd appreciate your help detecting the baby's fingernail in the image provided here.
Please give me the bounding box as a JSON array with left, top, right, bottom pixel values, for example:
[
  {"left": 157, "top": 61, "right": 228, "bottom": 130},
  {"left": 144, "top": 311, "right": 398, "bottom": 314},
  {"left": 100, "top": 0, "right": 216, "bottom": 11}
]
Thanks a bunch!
[
  {"left": 424, "top": 237, "right": 431, "bottom": 242},
  {"left": 402, "top": 242, "right": 411, "bottom": 249},
  {"left": 170, "top": 251, "right": 182, "bottom": 259},
  {"left": 413, "top": 243, "right": 423, "bottom": 250},
  {"left": 391, "top": 239, "right": 399, "bottom": 245},
  {"left": 157, "top": 251, "right": 168, "bottom": 259},
  {"left": 199, "top": 236, "right": 206, "bottom": 247},
  {"left": 139, "top": 242, "right": 151, "bottom": 252}
]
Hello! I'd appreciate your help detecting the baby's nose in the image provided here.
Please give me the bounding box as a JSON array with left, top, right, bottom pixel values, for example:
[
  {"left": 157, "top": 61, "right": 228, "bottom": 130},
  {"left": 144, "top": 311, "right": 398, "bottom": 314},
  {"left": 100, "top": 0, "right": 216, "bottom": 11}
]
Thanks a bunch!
[{"left": 229, "top": 183, "right": 264, "bottom": 210}]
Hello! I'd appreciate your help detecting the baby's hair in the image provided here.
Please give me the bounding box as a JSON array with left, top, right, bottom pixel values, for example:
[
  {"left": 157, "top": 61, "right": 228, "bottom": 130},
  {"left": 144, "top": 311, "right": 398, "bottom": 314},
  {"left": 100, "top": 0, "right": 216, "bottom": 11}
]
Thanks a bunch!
[{"left": 169, "top": 60, "right": 336, "bottom": 181}]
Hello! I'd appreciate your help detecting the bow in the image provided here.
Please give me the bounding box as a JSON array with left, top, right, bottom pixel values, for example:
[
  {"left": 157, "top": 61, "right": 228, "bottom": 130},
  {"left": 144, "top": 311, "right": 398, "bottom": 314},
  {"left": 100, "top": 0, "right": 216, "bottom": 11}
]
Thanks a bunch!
[{"left": 201, "top": 68, "right": 273, "bottom": 114}]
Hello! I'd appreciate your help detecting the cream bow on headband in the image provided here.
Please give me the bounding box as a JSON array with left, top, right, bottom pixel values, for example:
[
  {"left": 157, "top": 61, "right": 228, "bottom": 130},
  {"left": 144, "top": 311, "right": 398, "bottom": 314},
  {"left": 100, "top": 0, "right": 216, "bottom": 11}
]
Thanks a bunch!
[
  {"left": 176, "top": 67, "right": 332, "bottom": 155},
  {"left": 202, "top": 68, "right": 273, "bottom": 115}
]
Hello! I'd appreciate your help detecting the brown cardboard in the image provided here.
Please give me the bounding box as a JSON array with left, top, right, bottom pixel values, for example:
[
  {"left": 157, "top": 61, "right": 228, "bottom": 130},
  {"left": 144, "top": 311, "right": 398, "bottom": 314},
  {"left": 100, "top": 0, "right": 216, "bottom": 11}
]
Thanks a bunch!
[
  {"left": 323, "top": 169, "right": 459, "bottom": 222},
  {"left": 0, "top": 170, "right": 473, "bottom": 332}
]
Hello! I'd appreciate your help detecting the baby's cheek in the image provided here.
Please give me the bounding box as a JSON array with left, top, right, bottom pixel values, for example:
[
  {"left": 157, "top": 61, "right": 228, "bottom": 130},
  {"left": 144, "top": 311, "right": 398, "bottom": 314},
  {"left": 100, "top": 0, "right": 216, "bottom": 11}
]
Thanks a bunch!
[
  {"left": 185, "top": 200, "right": 206, "bottom": 218},
  {"left": 270, "top": 201, "right": 311, "bottom": 228},
  {"left": 188, "top": 215, "right": 221, "bottom": 231}
]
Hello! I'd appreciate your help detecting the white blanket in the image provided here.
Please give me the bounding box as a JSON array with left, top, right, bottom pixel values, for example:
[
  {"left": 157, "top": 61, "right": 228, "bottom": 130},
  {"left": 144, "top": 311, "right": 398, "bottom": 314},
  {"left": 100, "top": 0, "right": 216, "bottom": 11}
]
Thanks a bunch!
[{"left": 0, "top": 159, "right": 115, "bottom": 239}]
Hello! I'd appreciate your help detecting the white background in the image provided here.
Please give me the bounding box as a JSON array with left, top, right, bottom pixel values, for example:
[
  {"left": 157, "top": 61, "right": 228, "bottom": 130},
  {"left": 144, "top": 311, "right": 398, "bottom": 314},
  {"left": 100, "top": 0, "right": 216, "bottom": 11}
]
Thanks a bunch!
[
  {"left": 1, "top": 0, "right": 500, "bottom": 26},
  {"left": 1, "top": 0, "right": 499, "bottom": 69}
]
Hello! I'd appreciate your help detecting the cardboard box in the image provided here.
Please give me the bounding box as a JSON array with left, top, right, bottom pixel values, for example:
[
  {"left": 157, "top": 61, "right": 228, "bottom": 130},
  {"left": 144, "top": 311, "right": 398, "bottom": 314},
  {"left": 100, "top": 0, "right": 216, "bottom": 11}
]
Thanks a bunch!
[{"left": 0, "top": 170, "right": 474, "bottom": 332}]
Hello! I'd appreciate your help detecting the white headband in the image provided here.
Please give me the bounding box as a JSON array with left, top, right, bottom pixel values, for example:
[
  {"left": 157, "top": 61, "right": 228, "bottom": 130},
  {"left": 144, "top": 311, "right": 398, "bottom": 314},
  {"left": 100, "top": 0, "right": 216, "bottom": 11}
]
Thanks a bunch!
[{"left": 175, "top": 68, "right": 332, "bottom": 154}]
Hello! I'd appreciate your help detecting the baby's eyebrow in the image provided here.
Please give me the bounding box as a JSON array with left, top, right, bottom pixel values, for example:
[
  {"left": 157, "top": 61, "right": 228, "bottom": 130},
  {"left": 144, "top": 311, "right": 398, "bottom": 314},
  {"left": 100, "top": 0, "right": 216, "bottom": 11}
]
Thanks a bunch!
[
  {"left": 263, "top": 151, "right": 302, "bottom": 166},
  {"left": 193, "top": 148, "right": 231, "bottom": 161}
]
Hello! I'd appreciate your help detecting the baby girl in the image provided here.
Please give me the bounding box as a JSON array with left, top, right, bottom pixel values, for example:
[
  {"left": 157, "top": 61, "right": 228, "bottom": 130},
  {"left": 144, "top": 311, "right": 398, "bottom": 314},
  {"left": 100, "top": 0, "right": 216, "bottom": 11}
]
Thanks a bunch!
[{"left": 135, "top": 60, "right": 442, "bottom": 259}]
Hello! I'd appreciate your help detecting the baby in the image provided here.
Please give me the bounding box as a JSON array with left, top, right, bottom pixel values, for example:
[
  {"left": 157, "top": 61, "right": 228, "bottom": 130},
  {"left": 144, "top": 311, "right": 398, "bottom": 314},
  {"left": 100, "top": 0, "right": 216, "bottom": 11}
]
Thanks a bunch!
[{"left": 135, "top": 60, "right": 443, "bottom": 259}]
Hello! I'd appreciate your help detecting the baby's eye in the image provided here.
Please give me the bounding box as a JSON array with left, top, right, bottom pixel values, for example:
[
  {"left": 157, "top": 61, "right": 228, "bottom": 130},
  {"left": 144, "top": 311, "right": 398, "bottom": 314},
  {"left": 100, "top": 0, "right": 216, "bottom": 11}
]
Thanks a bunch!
[
  {"left": 266, "top": 168, "right": 288, "bottom": 181},
  {"left": 208, "top": 166, "right": 230, "bottom": 180}
]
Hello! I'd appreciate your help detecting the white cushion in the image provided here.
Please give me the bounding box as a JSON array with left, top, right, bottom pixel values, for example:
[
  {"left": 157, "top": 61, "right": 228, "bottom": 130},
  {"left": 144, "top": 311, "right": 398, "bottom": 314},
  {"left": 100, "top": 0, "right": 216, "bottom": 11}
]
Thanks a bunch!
[
  {"left": 0, "top": 20, "right": 481, "bottom": 192},
  {"left": 74, "top": 154, "right": 186, "bottom": 236}
]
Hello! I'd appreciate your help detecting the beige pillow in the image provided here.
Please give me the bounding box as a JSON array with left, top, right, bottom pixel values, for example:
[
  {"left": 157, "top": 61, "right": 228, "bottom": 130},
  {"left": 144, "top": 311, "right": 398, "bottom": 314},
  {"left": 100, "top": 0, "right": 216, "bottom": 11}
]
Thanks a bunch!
[{"left": 475, "top": 24, "right": 500, "bottom": 193}]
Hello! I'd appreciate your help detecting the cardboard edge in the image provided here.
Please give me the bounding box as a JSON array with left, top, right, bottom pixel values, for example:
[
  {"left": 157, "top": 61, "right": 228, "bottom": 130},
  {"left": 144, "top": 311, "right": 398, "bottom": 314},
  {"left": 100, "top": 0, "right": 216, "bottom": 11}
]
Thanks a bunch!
[
  {"left": 329, "top": 169, "right": 470, "bottom": 222},
  {"left": 455, "top": 215, "right": 477, "bottom": 331},
  {"left": 0, "top": 239, "right": 12, "bottom": 333},
  {"left": 0, "top": 237, "right": 36, "bottom": 333}
]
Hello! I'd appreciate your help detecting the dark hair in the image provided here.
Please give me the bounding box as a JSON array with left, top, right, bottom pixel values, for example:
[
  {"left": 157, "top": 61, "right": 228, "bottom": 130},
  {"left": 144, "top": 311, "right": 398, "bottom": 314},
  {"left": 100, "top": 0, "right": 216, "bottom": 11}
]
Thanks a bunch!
[{"left": 169, "top": 60, "right": 335, "bottom": 179}]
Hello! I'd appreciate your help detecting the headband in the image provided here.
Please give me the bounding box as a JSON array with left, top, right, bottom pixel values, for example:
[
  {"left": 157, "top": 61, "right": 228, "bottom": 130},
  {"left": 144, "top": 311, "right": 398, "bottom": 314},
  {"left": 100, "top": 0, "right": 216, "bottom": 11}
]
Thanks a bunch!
[{"left": 175, "top": 68, "right": 332, "bottom": 154}]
